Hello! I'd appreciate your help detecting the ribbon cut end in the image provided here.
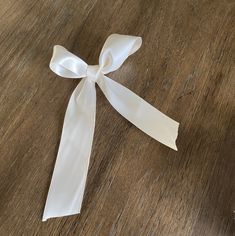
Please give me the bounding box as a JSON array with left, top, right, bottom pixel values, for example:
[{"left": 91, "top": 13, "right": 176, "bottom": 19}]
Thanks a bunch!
[{"left": 42, "top": 211, "right": 81, "bottom": 222}]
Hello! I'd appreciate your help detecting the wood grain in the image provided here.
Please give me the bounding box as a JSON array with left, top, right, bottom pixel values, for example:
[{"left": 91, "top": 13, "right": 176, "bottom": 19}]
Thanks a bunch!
[{"left": 0, "top": 0, "right": 234, "bottom": 235}]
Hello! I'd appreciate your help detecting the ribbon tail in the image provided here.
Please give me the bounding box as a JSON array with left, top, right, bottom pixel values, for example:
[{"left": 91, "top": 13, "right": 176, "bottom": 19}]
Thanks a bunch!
[
  {"left": 98, "top": 76, "right": 179, "bottom": 150},
  {"left": 42, "top": 79, "right": 96, "bottom": 221}
]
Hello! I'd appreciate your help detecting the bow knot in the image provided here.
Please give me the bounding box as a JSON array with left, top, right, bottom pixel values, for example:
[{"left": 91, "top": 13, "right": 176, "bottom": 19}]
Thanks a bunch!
[{"left": 87, "top": 65, "right": 103, "bottom": 83}]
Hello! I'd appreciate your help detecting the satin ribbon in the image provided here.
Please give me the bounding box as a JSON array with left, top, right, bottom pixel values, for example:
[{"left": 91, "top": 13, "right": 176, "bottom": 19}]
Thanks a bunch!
[{"left": 42, "top": 34, "right": 179, "bottom": 221}]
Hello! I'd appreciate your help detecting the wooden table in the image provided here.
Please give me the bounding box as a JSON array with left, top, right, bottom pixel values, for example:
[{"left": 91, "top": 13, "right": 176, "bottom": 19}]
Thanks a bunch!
[{"left": 0, "top": 0, "right": 234, "bottom": 235}]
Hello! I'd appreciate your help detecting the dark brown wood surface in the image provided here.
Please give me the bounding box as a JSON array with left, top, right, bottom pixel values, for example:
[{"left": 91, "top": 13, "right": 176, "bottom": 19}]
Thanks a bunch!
[{"left": 0, "top": 0, "right": 234, "bottom": 235}]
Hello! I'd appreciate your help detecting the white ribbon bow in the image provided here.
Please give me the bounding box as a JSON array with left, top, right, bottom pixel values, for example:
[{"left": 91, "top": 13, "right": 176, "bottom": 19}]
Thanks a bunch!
[{"left": 42, "top": 34, "right": 179, "bottom": 221}]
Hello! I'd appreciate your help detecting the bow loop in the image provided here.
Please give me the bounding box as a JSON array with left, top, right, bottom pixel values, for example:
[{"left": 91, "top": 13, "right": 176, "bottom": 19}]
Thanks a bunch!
[
  {"left": 99, "top": 34, "right": 142, "bottom": 74},
  {"left": 50, "top": 45, "right": 88, "bottom": 78}
]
